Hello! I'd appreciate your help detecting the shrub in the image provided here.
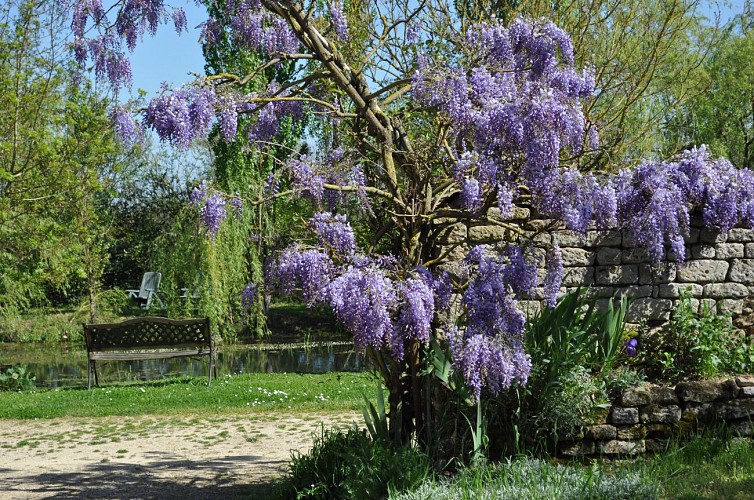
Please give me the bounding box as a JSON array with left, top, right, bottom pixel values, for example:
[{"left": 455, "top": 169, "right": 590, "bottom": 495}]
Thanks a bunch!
[
  {"left": 657, "top": 288, "right": 750, "bottom": 379},
  {"left": 0, "top": 365, "right": 36, "bottom": 392},
  {"left": 274, "top": 426, "right": 430, "bottom": 500}
]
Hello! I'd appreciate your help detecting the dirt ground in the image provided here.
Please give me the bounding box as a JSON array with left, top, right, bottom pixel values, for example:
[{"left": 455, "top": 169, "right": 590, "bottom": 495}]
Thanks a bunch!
[{"left": 0, "top": 411, "right": 359, "bottom": 499}]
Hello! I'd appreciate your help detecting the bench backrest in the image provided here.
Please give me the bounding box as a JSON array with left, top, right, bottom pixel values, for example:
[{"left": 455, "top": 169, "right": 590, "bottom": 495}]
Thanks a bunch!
[{"left": 84, "top": 317, "right": 211, "bottom": 352}]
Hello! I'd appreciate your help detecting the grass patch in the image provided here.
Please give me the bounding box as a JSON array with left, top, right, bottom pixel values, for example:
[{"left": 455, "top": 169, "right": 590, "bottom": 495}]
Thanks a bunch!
[{"left": 0, "top": 371, "right": 378, "bottom": 419}]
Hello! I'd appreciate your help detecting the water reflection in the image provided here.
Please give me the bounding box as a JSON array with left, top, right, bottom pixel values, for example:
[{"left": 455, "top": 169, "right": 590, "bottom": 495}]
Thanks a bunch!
[{"left": 0, "top": 343, "right": 368, "bottom": 388}]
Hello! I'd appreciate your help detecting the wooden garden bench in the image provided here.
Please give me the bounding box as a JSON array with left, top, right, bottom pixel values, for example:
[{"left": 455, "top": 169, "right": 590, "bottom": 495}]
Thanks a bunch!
[{"left": 83, "top": 317, "right": 216, "bottom": 390}]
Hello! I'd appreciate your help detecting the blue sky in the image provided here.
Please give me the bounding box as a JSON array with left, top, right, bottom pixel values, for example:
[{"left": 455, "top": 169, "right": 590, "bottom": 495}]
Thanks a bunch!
[{"left": 124, "top": 1, "right": 742, "bottom": 100}]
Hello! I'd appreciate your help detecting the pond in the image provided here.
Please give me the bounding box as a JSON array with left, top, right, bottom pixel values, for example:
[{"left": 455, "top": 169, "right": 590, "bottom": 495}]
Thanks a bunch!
[{"left": 0, "top": 341, "right": 368, "bottom": 388}]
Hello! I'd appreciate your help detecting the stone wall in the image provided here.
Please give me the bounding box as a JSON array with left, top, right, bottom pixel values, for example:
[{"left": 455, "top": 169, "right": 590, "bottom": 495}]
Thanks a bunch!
[
  {"left": 559, "top": 376, "right": 754, "bottom": 457},
  {"left": 437, "top": 207, "right": 754, "bottom": 329}
]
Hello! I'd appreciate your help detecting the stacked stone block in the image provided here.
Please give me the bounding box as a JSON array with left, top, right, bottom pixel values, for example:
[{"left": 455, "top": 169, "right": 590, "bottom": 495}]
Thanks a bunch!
[
  {"left": 558, "top": 376, "right": 754, "bottom": 457},
  {"left": 436, "top": 208, "right": 754, "bottom": 328}
]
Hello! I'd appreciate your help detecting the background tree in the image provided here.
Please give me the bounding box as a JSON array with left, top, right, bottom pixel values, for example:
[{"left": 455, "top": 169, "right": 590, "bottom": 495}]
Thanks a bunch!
[{"left": 0, "top": 0, "right": 119, "bottom": 317}]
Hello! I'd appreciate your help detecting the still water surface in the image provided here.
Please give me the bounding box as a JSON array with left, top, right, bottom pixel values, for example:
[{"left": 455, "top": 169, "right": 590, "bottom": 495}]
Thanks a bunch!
[{"left": 0, "top": 342, "right": 367, "bottom": 388}]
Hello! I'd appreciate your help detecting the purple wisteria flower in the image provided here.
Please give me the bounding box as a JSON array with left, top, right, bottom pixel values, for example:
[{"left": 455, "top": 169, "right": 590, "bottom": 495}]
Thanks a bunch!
[
  {"left": 328, "top": 1, "right": 349, "bottom": 41},
  {"left": 308, "top": 212, "right": 356, "bottom": 256}
]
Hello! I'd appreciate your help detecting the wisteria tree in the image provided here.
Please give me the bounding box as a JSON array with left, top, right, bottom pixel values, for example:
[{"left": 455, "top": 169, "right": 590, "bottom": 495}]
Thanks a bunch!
[{"left": 70, "top": 0, "right": 754, "bottom": 444}]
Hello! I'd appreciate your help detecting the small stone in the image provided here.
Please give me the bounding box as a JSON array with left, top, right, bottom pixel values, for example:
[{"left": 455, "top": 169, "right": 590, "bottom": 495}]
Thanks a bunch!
[
  {"left": 562, "top": 267, "right": 594, "bottom": 287},
  {"left": 727, "top": 228, "right": 754, "bottom": 242},
  {"left": 729, "top": 420, "right": 754, "bottom": 437},
  {"left": 681, "top": 403, "right": 716, "bottom": 424},
  {"left": 622, "top": 248, "right": 651, "bottom": 264},
  {"left": 552, "top": 230, "right": 584, "bottom": 248},
  {"left": 640, "top": 404, "right": 681, "bottom": 424},
  {"left": 691, "top": 245, "right": 716, "bottom": 259},
  {"left": 586, "top": 424, "right": 617, "bottom": 441},
  {"left": 561, "top": 248, "right": 595, "bottom": 267},
  {"left": 676, "top": 260, "right": 729, "bottom": 283},
  {"left": 585, "top": 230, "right": 622, "bottom": 247},
  {"left": 596, "top": 265, "right": 639, "bottom": 286},
  {"left": 622, "top": 387, "right": 651, "bottom": 406},
  {"left": 644, "top": 439, "right": 669, "bottom": 453},
  {"left": 559, "top": 440, "right": 596, "bottom": 457},
  {"left": 703, "top": 283, "right": 749, "bottom": 299},
  {"left": 639, "top": 263, "right": 676, "bottom": 285},
  {"left": 648, "top": 386, "right": 679, "bottom": 405},
  {"left": 610, "top": 407, "right": 639, "bottom": 425},
  {"left": 718, "top": 299, "right": 743, "bottom": 315},
  {"left": 596, "top": 247, "right": 622, "bottom": 266},
  {"left": 627, "top": 298, "right": 672, "bottom": 322},
  {"left": 599, "top": 440, "right": 645, "bottom": 455},
  {"left": 736, "top": 375, "right": 754, "bottom": 387},
  {"left": 644, "top": 424, "right": 673, "bottom": 439},
  {"left": 740, "top": 387, "right": 754, "bottom": 398},
  {"left": 729, "top": 260, "right": 754, "bottom": 282},
  {"left": 676, "top": 379, "right": 740, "bottom": 403},
  {"left": 746, "top": 243, "right": 754, "bottom": 258},
  {"left": 715, "top": 399, "right": 754, "bottom": 420},
  {"left": 617, "top": 424, "right": 646, "bottom": 440},
  {"left": 716, "top": 243, "right": 744, "bottom": 259},
  {"left": 700, "top": 228, "right": 727, "bottom": 243}
]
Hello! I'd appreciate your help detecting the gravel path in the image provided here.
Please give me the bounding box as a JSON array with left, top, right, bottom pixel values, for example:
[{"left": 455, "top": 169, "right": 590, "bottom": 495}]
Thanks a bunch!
[{"left": 0, "top": 412, "right": 359, "bottom": 499}]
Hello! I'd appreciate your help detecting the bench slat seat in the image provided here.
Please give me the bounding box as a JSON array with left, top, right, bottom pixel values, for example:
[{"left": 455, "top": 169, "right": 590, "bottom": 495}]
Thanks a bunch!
[{"left": 84, "top": 317, "right": 215, "bottom": 389}]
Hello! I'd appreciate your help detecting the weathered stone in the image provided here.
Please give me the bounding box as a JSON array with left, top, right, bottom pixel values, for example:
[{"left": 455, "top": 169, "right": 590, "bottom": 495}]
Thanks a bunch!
[
  {"left": 648, "top": 386, "right": 679, "bottom": 405},
  {"left": 610, "top": 407, "right": 639, "bottom": 425},
  {"left": 518, "top": 300, "right": 542, "bottom": 317},
  {"left": 488, "top": 205, "right": 530, "bottom": 221},
  {"left": 599, "top": 440, "right": 645, "bottom": 455},
  {"left": 676, "top": 379, "right": 740, "bottom": 403},
  {"left": 585, "top": 230, "right": 622, "bottom": 247},
  {"left": 559, "top": 440, "right": 596, "bottom": 457},
  {"left": 700, "top": 228, "right": 727, "bottom": 243},
  {"left": 658, "top": 283, "right": 703, "bottom": 299},
  {"left": 639, "top": 263, "right": 676, "bottom": 285},
  {"left": 716, "top": 243, "right": 744, "bottom": 259},
  {"left": 616, "top": 286, "right": 653, "bottom": 299},
  {"left": 746, "top": 243, "right": 754, "bottom": 258},
  {"left": 596, "top": 247, "right": 622, "bottom": 266},
  {"left": 729, "top": 420, "right": 754, "bottom": 437},
  {"left": 645, "top": 439, "right": 669, "bottom": 453},
  {"left": 740, "top": 387, "right": 754, "bottom": 398},
  {"left": 681, "top": 403, "right": 716, "bottom": 424},
  {"left": 718, "top": 299, "right": 743, "bottom": 315},
  {"left": 703, "top": 283, "right": 749, "bottom": 299},
  {"left": 675, "top": 260, "right": 729, "bottom": 283},
  {"left": 468, "top": 225, "right": 506, "bottom": 242},
  {"left": 640, "top": 404, "right": 681, "bottom": 424},
  {"left": 729, "top": 260, "right": 754, "bottom": 282},
  {"left": 552, "top": 230, "right": 584, "bottom": 247},
  {"left": 561, "top": 248, "right": 595, "bottom": 267},
  {"left": 562, "top": 267, "right": 594, "bottom": 287},
  {"left": 691, "top": 245, "right": 716, "bottom": 259},
  {"left": 586, "top": 424, "right": 617, "bottom": 441},
  {"left": 584, "top": 287, "right": 619, "bottom": 299},
  {"left": 617, "top": 424, "right": 646, "bottom": 440},
  {"left": 596, "top": 265, "right": 639, "bottom": 286},
  {"left": 622, "top": 387, "right": 651, "bottom": 406},
  {"left": 645, "top": 423, "right": 673, "bottom": 439},
  {"left": 715, "top": 399, "right": 754, "bottom": 420},
  {"left": 727, "top": 228, "right": 754, "bottom": 242},
  {"left": 736, "top": 375, "right": 754, "bottom": 387},
  {"left": 627, "top": 298, "right": 672, "bottom": 322},
  {"left": 622, "top": 248, "right": 651, "bottom": 264}
]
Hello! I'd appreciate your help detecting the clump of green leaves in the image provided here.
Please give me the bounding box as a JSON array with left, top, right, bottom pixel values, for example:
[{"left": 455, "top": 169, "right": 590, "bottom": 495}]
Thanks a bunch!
[
  {"left": 500, "top": 288, "right": 630, "bottom": 453},
  {"left": 0, "top": 365, "right": 36, "bottom": 392},
  {"left": 658, "top": 289, "right": 751, "bottom": 379},
  {"left": 274, "top": 426, "right": 430, "bottom": 499}
]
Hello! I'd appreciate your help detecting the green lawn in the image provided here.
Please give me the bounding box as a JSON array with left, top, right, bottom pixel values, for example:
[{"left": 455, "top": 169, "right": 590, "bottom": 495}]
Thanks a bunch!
[{"left": 0, "top": 371, "right": 379, "bottom": 419}]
